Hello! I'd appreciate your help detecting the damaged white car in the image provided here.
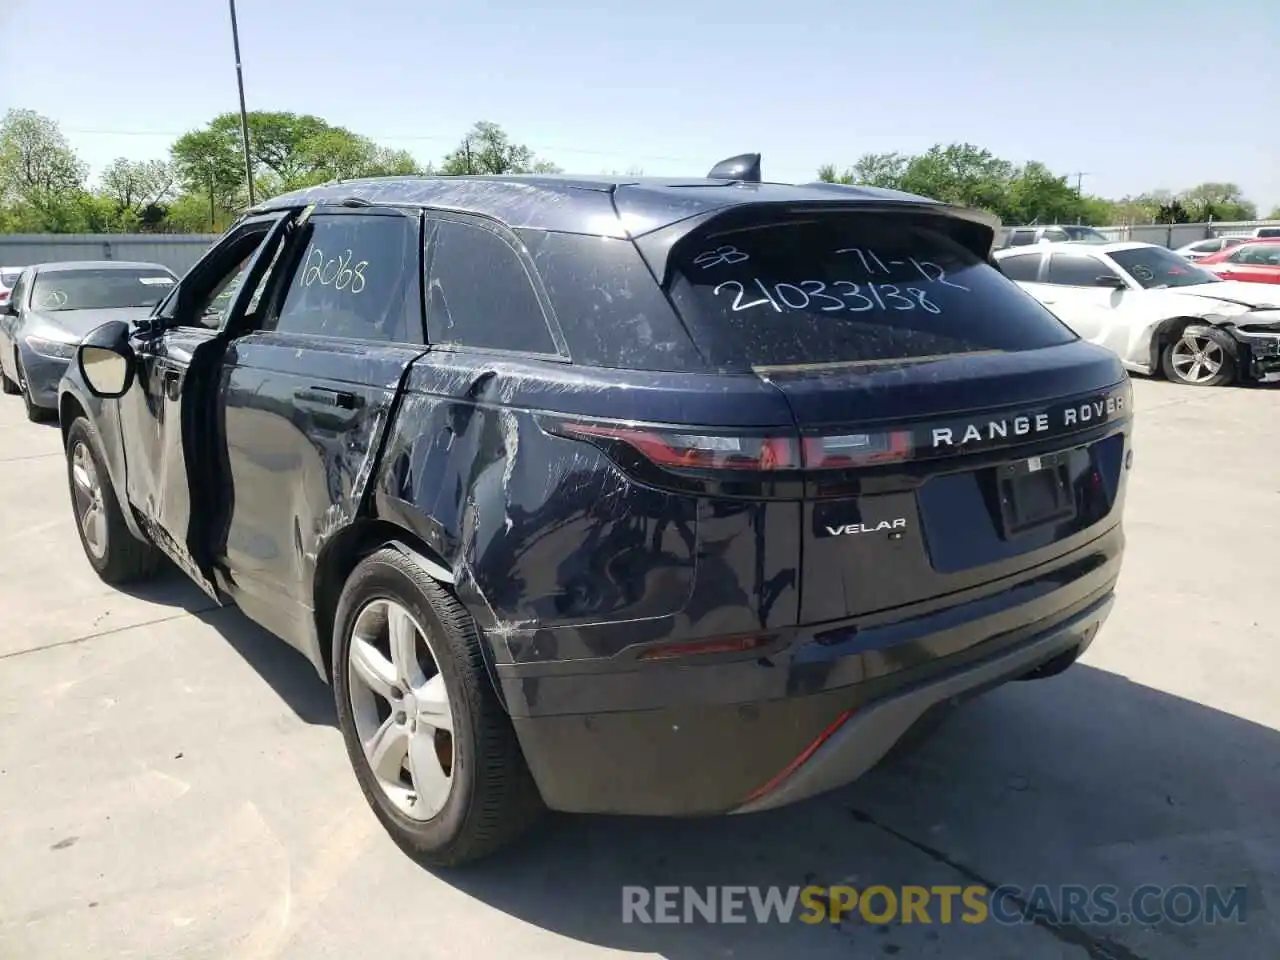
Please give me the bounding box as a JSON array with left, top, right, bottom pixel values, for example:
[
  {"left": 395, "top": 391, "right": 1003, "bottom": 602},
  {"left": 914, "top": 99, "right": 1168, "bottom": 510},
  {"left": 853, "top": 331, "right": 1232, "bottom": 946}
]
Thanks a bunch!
[{"left": 996, "top": 241, "right": 1280, "bottom": 386}]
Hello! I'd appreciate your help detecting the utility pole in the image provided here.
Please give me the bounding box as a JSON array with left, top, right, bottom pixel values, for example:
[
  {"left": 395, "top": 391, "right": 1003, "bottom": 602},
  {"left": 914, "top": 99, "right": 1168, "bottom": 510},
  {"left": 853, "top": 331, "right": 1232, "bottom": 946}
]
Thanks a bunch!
[
  {"left": 1069, "top": 172, "right": 1089, "bottom": 224},
  {"left": 228, "top": 0, "right": 256, "bottom": 206},
  {"left": 464, "top": 137, "right": 474, "bottom": 175}
]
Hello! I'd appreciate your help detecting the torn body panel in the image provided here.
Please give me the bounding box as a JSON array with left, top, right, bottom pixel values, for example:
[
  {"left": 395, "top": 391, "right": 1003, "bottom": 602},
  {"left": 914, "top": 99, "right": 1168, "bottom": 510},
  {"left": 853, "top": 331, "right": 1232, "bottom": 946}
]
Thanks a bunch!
[{"left": 371, "top": 351, "right": 802, "bottom": 665}]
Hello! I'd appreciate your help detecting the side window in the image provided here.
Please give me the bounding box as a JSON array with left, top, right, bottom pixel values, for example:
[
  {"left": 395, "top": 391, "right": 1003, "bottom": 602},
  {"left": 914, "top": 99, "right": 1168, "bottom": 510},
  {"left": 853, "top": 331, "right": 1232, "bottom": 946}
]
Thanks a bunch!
[
  {"left": 1007, "top": 230, "right": 1036, "bottom": 247},
  {"left": 1189, "top": 240, "right": 1219, "bottom": 253},
  {"left": 1046, "top": 254, "right": 1115, "bottom": 287},
  {"left": 998, "top": 253, "right": 1042, "bottom": 282},
  {"left": 424, "top": 217, "right": 558, "bottom": 355},
  {"left": 1041, "top": 227, "right": 1070, "bottom": 243},
  {"left": 1227, "top": 245, "right": 1256, "bottom": 264},
  {"left": 270, "top": 212, "right": 420, "bottom": 343}
]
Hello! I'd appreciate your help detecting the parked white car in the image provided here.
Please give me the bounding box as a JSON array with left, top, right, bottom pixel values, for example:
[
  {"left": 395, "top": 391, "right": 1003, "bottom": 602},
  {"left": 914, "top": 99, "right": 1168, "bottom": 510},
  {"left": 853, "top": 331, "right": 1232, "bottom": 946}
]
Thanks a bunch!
[
  {"left": 1173, "top": 237, "right": 1249, "bottom": 261},
  {"left": 995, "top": 241, "right": 1280, "bottom": 386}
]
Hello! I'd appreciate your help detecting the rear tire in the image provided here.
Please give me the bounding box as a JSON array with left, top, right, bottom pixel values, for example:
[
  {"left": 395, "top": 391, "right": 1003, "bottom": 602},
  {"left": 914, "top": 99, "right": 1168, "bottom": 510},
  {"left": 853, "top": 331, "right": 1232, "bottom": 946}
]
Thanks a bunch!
[
  {"left": 333, "top": 547, "right": 544, "bottom": 867},
  {"left": 1161, "top": 326, "right": 1236, "bottom": 387},
  {"left": 65, "top": 418, "right": 162, "bottom": 584},
  {"left": 1, "top": 365, "right": 17, "bottom": 395}
]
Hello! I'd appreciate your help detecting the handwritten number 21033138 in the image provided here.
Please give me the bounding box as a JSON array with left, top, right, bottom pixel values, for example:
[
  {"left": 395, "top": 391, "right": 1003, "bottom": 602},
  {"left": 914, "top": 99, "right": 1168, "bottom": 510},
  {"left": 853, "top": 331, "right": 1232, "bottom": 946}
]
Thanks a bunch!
[
  {"left": 713, "top": 278, "right": 942, "bottom": 315},
  {"left": 300, "top": 247, "right": 368, "bottom": 294}
]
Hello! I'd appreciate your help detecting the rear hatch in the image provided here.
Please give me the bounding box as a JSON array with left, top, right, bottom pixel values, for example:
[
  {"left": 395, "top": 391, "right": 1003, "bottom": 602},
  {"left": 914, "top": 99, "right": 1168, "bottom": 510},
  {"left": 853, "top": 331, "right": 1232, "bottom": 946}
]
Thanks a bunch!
[{"left": 646, "top": 204, "right": 1131, "bottom": 624}]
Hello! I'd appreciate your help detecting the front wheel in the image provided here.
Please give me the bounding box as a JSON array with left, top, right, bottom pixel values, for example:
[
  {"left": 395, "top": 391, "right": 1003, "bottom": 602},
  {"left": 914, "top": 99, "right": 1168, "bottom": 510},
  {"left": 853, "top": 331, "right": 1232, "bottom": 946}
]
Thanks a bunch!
[
  {"left": 64, "top": 418, "right": 163, "bottom": 584},
  {"left": 1, "top": 362, "right": 18, "bottom": 395},
  {"left": 1161, "top": 326, "right": 1236, "bottom": 387},
  {"left": 333, "top": 547, "right": 544, "bottom": 867}
]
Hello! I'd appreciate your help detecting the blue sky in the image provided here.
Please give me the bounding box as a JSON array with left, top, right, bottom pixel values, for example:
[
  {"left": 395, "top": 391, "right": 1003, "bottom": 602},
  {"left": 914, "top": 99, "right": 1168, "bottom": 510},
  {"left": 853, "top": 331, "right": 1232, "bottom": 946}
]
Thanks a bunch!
[{"left": 3, "top": 0, "right": 1278, "bottom": 209}]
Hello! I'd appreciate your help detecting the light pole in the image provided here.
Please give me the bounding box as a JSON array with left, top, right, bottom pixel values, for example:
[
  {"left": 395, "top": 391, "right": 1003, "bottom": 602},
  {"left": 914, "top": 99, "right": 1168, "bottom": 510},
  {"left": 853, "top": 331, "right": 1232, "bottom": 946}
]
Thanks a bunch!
[{"left": 228, "top": 0, "right": 256, "bottom": 206}]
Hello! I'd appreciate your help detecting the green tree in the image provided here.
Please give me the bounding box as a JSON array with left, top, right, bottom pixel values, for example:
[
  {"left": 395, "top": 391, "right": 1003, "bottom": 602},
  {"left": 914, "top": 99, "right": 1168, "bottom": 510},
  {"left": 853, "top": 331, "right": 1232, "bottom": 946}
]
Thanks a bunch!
[
  {"left": 170, "top": 128, "right": 246, "bottom": 228},
  {"left": 1178, "top": 182, "right": 1256, "bottom": 222},
  {"left": 0, "top": 108, "right": 89, "bottom": 230},
  {"left": 440, "top": 121, "right": 559, "bottom": 175},
  {"left": 1005, "top": 161, "right": 1085, "bottom": 225},
  {"left": 98, "top": 157, "right": 177, "bottom": 225}
]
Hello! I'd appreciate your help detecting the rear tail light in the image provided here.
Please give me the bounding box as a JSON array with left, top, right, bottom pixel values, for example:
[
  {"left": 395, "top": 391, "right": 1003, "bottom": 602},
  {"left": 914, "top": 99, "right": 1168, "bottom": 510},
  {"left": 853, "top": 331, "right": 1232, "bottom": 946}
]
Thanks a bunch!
[
  {"left": 540, "top": 417, "right": 914, "bottom": 475},
  {"left": 541, "top": 419, "right": 802, "bottom": 472}
]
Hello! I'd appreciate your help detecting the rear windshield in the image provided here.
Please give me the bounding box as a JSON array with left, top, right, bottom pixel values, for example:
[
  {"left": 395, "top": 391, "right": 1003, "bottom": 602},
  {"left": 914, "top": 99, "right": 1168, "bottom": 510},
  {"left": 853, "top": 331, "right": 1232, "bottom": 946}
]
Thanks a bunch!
[
  {"left": 666, "top": 214, "right": 1077, "bottom": 368},
  {"left": 30, "top": 267, "right": 176, "bottom": 312}
]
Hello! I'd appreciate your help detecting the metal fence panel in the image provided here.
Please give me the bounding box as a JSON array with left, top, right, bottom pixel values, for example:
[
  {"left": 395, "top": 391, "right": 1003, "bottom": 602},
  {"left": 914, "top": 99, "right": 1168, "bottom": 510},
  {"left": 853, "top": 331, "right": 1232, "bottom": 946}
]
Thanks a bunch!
[
  {"left": 1070, "top": 220, "right": 1280, "bottom": 249},
  {"left": 0, "top": 234, "right": 220, "bottom": 277}
]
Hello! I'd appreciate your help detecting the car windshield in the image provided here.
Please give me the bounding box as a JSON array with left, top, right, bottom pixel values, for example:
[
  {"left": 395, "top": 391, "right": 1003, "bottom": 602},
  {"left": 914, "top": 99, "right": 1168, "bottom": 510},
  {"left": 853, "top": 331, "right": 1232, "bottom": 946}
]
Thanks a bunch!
[
  {"left": 1107, "top": 247, "right": 1221, "bottom": 290},
  {"left": 1061, "top": 226, "right": 1109, "bottom": 243},
  {"left": 29, "top": 268, "right": 176, "bottom": 311},
  {"left": 666, "top": 212, "right": 1077, "bottom": 368}
]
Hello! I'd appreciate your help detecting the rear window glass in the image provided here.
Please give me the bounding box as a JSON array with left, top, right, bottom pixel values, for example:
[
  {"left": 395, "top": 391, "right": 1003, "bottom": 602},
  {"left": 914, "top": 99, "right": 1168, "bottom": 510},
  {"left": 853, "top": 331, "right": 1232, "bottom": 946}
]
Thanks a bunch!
[{"left": 666, "top": 214, "right": 1077, "bottom": 368}]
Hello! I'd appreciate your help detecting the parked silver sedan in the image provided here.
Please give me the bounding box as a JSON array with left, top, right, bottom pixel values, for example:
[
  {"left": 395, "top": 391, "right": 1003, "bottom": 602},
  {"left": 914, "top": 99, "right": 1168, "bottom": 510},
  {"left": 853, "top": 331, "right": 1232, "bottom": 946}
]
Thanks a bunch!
[{"left": 0, "top": 261, "right": 176, "bottom": 421}]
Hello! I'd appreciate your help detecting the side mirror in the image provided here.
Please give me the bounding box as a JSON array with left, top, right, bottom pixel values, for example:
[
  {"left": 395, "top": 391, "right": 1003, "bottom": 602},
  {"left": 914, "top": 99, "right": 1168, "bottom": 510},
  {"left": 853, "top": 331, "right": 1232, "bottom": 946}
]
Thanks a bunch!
[
  {"left": 1095, "top": 275, "right": 1127, "bottom": 289},
  {"left": 77, "top": 320, "right": 137, "bottom": 399}
]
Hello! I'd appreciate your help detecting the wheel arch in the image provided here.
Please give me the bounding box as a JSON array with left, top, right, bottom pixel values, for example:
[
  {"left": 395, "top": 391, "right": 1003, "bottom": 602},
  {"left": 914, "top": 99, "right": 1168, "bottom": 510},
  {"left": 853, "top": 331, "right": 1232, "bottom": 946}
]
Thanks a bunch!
[
  {"left": 311, "top": 517, "right": 504, "bottom": 709},
  {"left": 1148, "top": 315, "right": 1240, "bottom": 376},
  {"left": 58, "top": 383, "right": 149, "bottom": 544}
]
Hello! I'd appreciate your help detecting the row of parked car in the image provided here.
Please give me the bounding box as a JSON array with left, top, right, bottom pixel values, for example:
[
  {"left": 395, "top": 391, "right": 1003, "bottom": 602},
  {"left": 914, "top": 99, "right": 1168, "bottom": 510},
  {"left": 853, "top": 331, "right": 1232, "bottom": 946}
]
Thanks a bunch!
[{"left": 991, "top": 229, "right": 1280, "bottom": 387}]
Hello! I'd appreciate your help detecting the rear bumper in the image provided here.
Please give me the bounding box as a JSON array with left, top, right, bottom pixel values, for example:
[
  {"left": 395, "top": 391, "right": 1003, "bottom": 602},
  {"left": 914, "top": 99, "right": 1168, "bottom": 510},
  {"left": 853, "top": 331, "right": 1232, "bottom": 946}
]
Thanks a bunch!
[
  {"left": 733, "top": 594, "right": 1109, "bottom": 813},
  {"left": 504, "top": 527, "right": 1120, "bottom": 816}
]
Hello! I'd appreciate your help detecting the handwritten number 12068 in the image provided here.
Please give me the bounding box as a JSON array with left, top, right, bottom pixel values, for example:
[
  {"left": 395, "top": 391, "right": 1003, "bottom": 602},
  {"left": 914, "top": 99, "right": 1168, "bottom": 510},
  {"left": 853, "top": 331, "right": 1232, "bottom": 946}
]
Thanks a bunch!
[
  {"left": 712, "top": 278, "right": 941, "bottom": 315},
  {"left": 301, "top": 247, "right": 368, "bottom": 294}
]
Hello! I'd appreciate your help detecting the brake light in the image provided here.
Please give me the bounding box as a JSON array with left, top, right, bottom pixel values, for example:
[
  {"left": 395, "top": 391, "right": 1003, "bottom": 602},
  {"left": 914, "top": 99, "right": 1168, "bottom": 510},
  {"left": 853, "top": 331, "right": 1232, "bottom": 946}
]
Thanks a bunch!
[
  {"left": 542, "top": 416, "right": 916, "bottom": 475},
  {"left": 545, "top": 420, "right": 802, "bottom": 472}
]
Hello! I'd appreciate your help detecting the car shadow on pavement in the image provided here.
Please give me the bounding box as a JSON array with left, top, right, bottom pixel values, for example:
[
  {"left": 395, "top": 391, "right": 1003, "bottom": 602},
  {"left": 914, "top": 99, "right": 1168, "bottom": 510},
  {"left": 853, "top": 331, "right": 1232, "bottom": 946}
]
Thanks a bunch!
[
  {"left": 431, "top": 665, "right": 1278, "bottom": 959},
  {"left": 118, "top": 565, "right": 336, "bottom": 726}
]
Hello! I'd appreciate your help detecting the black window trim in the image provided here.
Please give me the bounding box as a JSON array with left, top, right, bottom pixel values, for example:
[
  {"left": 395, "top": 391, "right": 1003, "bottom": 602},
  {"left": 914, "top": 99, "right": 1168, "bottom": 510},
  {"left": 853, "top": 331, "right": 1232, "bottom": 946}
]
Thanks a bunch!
[
  {"left": 420, "top": 209, "right": 571, "bottom": 363},
  {"left": 998, "top": 251, "right": 1045, "bottom": 282},
  {"left": 1046, "top": 251, "right": 1123, "bottom": 288},
  {"left": 244, "top": 202, "right": 428, "bottom": 347},
  {"left": 158, "top": 211, "right": 292, "bottom": 335}
]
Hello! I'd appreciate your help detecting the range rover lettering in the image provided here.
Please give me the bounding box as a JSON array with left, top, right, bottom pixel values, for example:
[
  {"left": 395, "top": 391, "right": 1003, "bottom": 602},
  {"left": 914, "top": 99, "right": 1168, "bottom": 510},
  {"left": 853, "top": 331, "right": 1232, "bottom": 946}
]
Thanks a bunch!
[{"left": 57, "top": 155, "right": 1132, "bottom": 866}]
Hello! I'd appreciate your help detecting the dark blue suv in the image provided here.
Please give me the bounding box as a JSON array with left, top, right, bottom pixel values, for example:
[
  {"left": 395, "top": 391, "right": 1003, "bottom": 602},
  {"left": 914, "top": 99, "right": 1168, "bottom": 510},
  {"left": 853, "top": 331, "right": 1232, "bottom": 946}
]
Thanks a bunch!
[{"left": 58, "top": 156, "right": 1131, "bottom": 866}]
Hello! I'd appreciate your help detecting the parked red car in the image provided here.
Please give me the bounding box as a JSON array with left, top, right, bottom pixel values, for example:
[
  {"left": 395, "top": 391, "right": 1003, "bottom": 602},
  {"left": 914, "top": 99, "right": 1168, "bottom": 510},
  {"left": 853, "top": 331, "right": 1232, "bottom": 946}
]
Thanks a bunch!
[{"left": 1198, "top": 238, "right": 1280, "bottom": 285}]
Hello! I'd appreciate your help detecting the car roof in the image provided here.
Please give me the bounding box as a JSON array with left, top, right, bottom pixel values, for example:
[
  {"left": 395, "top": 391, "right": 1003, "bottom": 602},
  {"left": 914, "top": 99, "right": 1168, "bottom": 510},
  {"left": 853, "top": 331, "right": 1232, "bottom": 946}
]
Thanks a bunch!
[
  {"left": 249, "top": 173, "right": 990, "bottom": 238},
  {"left": 1234, "top": 237, "right": 1280, "bottom": 244},
  {"left": 32, "top": 260, "right": 173, "bottom": 273}
]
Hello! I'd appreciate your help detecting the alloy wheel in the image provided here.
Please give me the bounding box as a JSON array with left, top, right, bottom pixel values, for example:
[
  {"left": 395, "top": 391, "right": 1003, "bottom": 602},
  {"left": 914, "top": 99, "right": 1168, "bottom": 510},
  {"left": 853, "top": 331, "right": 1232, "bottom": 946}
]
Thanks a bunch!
[
  {"left": 70, "top": 441, "right": 108, "bottom": 559},
  {"left": 1170, "top": 333, "right": 1225, "bottom": 384},
  {"left": 347, "top": 598, "right": 456, "bottom": 821}
]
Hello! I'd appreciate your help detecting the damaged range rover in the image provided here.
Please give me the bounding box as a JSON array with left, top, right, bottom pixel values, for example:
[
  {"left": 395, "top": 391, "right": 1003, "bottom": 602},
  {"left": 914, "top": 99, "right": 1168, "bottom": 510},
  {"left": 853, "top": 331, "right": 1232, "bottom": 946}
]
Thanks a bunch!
[{"left": 58, "top": 155, "right": 1132, "bottom": 866}]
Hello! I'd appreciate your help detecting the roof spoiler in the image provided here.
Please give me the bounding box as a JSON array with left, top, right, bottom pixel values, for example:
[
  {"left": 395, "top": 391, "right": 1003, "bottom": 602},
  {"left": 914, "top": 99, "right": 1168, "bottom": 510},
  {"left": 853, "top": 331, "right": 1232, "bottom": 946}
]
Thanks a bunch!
[{"left": 706, "top": 153, "right": 761, "bottom": 183}]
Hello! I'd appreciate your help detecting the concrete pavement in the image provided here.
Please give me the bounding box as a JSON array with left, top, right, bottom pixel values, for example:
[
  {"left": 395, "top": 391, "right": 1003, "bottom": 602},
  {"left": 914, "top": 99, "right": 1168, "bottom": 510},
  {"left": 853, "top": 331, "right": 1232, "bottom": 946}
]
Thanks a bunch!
[{"left": 1, "top": 378, "right": 1277, "bottom": 959}]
